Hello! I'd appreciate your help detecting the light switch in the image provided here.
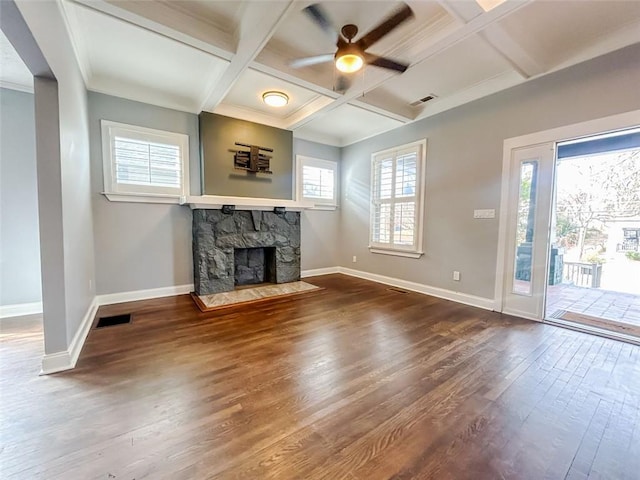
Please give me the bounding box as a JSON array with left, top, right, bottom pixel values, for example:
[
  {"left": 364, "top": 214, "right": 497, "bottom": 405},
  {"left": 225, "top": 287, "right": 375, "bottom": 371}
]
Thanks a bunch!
[{"left": 474, "top": 209, "right": 495, "bottom": 219}]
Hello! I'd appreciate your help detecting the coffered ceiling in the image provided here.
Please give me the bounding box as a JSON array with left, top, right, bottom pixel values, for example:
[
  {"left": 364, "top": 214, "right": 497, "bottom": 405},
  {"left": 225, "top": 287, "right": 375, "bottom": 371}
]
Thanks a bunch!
[{"left": 11, "top": 0, "right": 640, "bottom": 146}]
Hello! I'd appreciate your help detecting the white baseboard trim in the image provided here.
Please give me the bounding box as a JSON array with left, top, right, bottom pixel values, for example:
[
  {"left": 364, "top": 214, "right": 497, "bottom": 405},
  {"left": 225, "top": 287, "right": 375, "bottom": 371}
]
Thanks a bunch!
[
  {"left": 0, "top": 301, "right": 43, "bottom": 319},
  {"left": 96, "top": 284, "right": 194, "bottom": 306},
  {"left": 38, "top": 270, "right": 493, "bottom": 375},
  {"left": 40, "top": 283, "right": 194, "bottom": 375},
  {"left": 301, "top": 267, "right": 340, "bottom": 278},
  {"left": 41, "top": 297, "right": 98, "bottom": 375},
  {"left": 337, "top": 267, "right": 495, "bottom": 311}
]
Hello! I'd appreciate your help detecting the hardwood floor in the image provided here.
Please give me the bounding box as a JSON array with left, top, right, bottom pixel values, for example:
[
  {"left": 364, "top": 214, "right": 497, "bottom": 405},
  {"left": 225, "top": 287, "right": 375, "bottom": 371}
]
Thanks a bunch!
[{"left": 1, "top": 274, "right": 639, "bottom": 479}]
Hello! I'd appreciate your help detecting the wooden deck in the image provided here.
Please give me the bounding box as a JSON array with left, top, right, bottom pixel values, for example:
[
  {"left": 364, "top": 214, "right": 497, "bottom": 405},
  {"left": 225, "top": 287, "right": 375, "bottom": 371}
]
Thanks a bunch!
[{"left": 2, "top": 274, "right": 640, "bottom": 479}]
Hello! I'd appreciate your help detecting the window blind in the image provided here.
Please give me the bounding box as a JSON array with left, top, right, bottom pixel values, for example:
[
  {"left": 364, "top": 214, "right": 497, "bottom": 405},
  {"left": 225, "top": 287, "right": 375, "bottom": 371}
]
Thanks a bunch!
[
  {"left": 371, "top": 148, "right": 420, "bottom": 249},
  {"left": 114, "top": 136, "right": 182, "bottom": 188}
]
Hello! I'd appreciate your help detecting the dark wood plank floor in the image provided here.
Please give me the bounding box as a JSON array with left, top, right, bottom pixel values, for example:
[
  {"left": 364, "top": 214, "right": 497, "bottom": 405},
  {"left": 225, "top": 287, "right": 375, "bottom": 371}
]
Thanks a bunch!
[{"left": 1, "top": 274, "right": 639, "bottom": 479}]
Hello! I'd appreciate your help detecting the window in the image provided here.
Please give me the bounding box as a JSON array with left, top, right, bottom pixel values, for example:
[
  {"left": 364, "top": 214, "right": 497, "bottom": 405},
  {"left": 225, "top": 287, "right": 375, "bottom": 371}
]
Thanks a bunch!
[
  {"left": 296, "top": 155, "right": 338, "bottom": 208},
  {"left": 370, "top": 139, "right": 426, "bottom": 258},
  {"left": 101, "top": 120, "right": 189, "bottom": 202}
]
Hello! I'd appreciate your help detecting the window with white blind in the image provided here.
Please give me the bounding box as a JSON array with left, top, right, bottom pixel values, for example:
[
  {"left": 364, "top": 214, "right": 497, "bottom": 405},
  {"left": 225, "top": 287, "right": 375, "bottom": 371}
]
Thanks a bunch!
[
  {"left": 296, "top": 155, "right": 338, "bottom": 208},
  {"left": 101, "top": 120, "right": 189, "bottom": 202},
  {"left": 370, "top": 139, "right": 426, "bottom": 258}
]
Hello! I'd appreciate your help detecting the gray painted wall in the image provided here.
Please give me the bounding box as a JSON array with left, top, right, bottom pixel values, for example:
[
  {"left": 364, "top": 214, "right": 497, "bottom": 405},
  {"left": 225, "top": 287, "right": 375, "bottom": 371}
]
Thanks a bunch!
[
  {"left": 340, "top": 44, "right": 640, "bottom": 300},
  {"left": 86, "top": 93, "right": 341, "bottom": 294},
  {"left": 201, "top": 113, "right": 293, "bottom": 199},
  {"left": 33, "top": 77, "right": 68, "bottom": 353},
  {"left": 0, "top": 88, "right": 41, "bottom": 306},
  {"left": 88, "top": 92, "right": 199, "bottom": 295},
  {"left": 85, "top": 46, "right": 639, "bottom": 301},
  {"left": 294, "top": 138, "right": 341, "bottom": 271},
  {"left": 17, "top": 0, "right": 97, "bottom": 353}
]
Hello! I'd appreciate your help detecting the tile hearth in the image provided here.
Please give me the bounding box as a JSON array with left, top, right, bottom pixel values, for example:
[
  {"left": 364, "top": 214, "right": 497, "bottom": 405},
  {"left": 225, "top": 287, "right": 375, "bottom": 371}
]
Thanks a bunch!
[{"left": 193, "top": 281, "right": 320, "bottom": 312}]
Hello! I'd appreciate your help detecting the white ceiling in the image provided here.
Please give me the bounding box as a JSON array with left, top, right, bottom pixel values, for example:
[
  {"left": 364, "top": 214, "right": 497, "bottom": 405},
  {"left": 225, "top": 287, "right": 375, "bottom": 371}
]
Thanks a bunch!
[
  {"left": 0, "top": 29, "right": 33, "bottom": 92},
  {"left": 4, "top": 0, "right": 640, "bottom": 146}
]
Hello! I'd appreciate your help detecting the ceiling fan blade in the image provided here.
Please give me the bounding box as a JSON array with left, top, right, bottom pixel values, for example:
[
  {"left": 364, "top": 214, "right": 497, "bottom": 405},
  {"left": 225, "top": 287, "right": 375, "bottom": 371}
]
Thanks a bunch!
[
  {"left": 290, "top": 54, "right": 335, "bottom": 68},
  {"left": 364, "top": 53, "right": 409, "bottom": 73},
  {"left": 335, "top": 74, "right": 352, "bottom": 94},
  {"left": 303, "top": 4, "right": 344, "bottom": 46},
  {"left": 357, "top": 3, "right": 414, "bottom": 51}
]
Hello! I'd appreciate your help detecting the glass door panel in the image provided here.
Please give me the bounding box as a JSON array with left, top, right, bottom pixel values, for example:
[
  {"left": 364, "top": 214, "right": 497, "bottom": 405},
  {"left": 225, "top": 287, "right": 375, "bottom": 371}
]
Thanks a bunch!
[{"left": 502, "top": 143, "right": 555, "bottom": 320}]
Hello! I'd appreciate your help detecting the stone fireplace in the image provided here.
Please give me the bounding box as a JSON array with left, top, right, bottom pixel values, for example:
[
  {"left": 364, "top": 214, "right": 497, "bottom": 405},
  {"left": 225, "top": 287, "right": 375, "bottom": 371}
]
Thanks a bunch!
[{"left": 192, "top": 209, "right": 301, "bottom": 295}]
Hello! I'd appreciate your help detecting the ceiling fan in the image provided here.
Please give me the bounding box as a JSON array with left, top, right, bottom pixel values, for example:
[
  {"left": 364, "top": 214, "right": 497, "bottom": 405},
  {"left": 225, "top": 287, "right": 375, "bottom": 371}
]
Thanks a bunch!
[{"left": 291, "top": 2, "right": 415, "bottom": 93}]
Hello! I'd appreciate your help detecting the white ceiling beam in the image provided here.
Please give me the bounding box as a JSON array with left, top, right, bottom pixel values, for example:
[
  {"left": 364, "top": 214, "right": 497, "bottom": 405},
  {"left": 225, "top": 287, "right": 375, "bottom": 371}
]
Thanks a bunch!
[
  {"left": 437, "top": 0, "right": 541, "bottom": 78},
  {"left": 250, "top": 61, "right": 339, "bottom": 100},
  {"left": 59, "top": 1, "right": 93, "bottom": 86},
  {"left": 213, "top": 103, "right": 289, "bottom": 130},
  {"left": 414, "top": 70, "right": 522, "bottom": 121},
  {"left": 435, "top": 0, "right": 471, "bottom": 24},
  {"left": 288, "top": 0, "right": 534, "bottom": 131},
  {"left": 198, "top": 1, "right": 297, "bottom": 112},
  {"left": 348, "top": 98, "right": 413, "bottom": 124},
  {"left": 284, "top": 95, "right": 336, "bottom": 127},
  {"left": 72, "top": 0, "right": 234, "bottom": 60},
  {"left": 251, "top": 58, "right": 414, "bottom": 125},
  {"left": 479, "top": 24, "right": 545, "bottom": 78},
  {"left": 255, "top": 9, "right": 456, "bottom": 130}
]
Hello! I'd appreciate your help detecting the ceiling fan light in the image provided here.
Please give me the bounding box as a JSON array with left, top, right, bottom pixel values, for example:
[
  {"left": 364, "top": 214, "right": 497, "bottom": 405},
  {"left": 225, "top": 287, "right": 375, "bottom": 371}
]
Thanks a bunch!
[
  {"left": 336, "top": 54, "right": 364, "bottom": 73},
  {"left": 262, "top": 91, "right": 289, "bottom": 107}
]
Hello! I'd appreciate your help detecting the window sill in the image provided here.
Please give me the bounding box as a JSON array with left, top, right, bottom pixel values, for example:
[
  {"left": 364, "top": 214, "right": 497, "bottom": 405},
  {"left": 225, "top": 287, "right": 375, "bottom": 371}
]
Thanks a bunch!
[
  {"left": 102, "top": 192, "right": 186, "bottom": 205},
  {"left": 368, "top": 247, "right": 424, "bottom": 259},
  {"left": 307, "top": 204, "right": 338, "bottom": 211}
]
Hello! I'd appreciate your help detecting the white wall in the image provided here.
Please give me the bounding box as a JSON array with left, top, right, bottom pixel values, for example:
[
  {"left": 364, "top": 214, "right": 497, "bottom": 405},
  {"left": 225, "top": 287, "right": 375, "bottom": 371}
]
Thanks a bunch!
[
  {"left": 340, "top": 44, "right": 640, "bottom": 301},
  {"left": 0, "top": 88, "right": 41, "bottom": 307}
]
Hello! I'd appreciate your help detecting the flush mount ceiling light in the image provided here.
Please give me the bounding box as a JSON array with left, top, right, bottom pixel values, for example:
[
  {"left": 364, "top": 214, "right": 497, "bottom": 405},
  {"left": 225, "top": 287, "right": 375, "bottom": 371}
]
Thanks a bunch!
[{"left": 262, "top": 91, "right": 289, "bottom": 107}]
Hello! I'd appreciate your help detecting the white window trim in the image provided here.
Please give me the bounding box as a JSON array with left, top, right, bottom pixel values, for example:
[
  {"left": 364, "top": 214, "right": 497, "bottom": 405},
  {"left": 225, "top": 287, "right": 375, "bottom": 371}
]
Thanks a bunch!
[
  {"left": 101, "top": 120, "right": 190, "bottom": 204},
  {"left": 295, "top": 155, "right": 338, "bottom": 210},
  {"left": 369, "top": 139, "right": 427, "bottom": 258}
]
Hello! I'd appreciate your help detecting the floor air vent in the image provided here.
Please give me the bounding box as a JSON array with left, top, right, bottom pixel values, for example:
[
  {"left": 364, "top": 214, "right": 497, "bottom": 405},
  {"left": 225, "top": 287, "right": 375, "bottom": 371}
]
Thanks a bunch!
[
  {"left": 388, "top": 287, "right": 409, "bottom": 294},
  {"left": 96, "top": 313, "right": 132, "bottom": 329}
]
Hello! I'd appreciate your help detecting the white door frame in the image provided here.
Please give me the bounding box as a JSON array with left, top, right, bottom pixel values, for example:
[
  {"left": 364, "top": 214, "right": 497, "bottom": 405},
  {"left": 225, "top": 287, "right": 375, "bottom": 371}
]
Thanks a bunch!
[{"left": 495, "top": 109, "right": 640, "bottom": 317}]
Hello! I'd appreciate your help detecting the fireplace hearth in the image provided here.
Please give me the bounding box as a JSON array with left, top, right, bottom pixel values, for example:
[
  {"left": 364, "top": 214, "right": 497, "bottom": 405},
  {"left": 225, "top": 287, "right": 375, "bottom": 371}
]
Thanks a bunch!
[{"left": 192, "top": 209, "right": 300, "bottom": 295}]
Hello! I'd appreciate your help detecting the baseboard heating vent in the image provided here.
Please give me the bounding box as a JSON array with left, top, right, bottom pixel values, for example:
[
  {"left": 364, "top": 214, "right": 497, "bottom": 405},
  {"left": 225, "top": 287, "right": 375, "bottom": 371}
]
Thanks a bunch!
[
  {"left": 96, "top": 313, "right": 132, "bottom": 329},
  {"left": 388, "top": 287, "right": 409, "bottom": 294}
]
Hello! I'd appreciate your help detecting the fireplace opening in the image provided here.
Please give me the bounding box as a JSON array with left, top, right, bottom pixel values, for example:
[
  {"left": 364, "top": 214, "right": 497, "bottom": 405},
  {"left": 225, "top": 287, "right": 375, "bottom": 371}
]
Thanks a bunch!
[{"left": 234, "top": 247, "right": 276, "bottom": 287}]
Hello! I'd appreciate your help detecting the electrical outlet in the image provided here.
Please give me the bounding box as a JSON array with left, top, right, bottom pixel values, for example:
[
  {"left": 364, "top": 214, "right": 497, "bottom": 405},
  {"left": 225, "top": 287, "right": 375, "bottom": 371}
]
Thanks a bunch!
[
  {"left": 352, "top": 256, "right": 357, "bottom": 263},
  {"left": 453, "top": 271, "right": 461, "bottom": 281}
]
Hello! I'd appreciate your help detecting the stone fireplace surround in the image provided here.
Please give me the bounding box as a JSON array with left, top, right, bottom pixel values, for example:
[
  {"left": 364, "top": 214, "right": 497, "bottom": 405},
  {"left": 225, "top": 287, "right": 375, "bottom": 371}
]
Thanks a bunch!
[{"left": 192, "top": 209, "right": 301, "bottom": 295}]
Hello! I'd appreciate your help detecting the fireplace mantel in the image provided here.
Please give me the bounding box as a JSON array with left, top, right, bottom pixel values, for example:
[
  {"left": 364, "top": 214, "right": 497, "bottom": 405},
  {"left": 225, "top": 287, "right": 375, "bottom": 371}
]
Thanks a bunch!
[{"left": 185, "top": 195, "right": 314, "bottom": 211}]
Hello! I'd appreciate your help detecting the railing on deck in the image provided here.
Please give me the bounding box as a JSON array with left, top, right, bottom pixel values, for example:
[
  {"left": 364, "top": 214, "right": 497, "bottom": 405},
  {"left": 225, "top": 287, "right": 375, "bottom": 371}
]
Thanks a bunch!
[
  {"left": 563, "top": 261, "right": 602, "bottom": 288},
  {"left": 617, "top": 242, "right": 639, "bottom": 252}
]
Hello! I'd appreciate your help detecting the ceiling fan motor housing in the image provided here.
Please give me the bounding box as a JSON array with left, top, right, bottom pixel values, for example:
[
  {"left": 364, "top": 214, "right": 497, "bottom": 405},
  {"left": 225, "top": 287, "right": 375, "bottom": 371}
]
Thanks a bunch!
[{"left": 341, "top": 24, "right": 359, "bottom": 41}]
